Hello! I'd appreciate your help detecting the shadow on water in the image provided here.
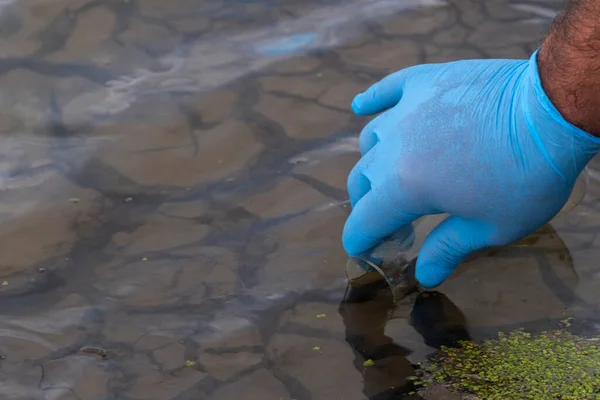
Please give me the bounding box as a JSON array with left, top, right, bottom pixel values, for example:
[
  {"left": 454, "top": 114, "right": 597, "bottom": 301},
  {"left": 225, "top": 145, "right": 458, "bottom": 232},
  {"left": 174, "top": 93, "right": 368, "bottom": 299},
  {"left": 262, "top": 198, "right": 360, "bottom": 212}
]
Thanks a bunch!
[
  {"left": 339, "top": 279, "right": 471, "bottom": 399},
  {"left": 338, "top": 221, "right": 596, "bottom": 399}
]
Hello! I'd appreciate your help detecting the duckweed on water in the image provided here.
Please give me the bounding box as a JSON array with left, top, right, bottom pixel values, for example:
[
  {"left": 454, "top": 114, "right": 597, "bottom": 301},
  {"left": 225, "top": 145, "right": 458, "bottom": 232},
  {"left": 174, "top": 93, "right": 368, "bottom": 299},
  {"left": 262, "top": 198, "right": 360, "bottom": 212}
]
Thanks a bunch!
[
  {"left": 419, "top": 328, "right": 600, "bottom": 399},
  {"left": 363, "top": 359, "right": 375, "bottom": 368}
]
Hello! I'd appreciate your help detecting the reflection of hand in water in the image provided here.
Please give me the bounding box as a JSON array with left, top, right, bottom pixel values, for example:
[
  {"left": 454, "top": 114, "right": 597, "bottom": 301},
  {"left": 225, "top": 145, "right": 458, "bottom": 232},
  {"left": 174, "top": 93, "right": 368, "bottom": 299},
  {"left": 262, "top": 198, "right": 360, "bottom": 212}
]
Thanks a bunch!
[
  {"left": 339, "top": 280, "right": 417, "bottom": 398},
  {"left": 409, "top": 291, "right": 470, "bottom": 350},
  {"left": 339, "top": 281, "right": 470, "bottom": 399}
]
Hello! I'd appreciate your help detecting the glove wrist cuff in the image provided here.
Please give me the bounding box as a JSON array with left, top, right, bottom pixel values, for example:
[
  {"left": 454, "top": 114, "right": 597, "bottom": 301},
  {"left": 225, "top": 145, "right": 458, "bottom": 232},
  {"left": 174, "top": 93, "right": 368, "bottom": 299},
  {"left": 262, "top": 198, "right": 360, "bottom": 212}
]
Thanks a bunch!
[{"left": 528, "top": 49, "right": 600, "bottom": 150}]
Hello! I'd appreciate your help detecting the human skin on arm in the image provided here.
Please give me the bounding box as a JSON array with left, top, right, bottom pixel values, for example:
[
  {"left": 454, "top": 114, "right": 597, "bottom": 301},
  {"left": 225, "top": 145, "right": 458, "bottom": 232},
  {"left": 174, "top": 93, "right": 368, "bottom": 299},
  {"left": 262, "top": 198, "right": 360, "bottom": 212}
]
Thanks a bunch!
[
  {"left": 343, "top": 1, "right": 600, "bottom": 288},
  {"left": 539, "top": 0, "right": 600, "bottom": 136}
]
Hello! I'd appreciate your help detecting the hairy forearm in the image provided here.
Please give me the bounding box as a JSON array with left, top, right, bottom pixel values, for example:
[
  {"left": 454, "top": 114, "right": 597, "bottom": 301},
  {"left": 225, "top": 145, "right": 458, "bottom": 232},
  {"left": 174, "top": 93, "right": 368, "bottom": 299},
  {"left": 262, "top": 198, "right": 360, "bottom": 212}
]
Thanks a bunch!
[{"left": 538, "top": 0, "right": 600, "bottom": 136}]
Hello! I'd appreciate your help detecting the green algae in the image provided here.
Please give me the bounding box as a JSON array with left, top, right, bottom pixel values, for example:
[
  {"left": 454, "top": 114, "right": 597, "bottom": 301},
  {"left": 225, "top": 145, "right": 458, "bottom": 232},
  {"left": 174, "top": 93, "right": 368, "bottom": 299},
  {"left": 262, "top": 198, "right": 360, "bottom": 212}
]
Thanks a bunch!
[
  {"left": 417, "top": 325, "right": 600, "bottom": 399},
  {"left": 363, "top": 359, "right": 375, "bottom": 368}
]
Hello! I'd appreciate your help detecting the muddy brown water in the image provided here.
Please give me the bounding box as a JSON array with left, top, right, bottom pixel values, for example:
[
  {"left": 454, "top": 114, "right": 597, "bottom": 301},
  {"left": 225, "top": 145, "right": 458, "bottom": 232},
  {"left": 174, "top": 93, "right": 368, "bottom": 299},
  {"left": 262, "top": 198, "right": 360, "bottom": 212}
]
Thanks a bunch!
[{"left": 0, "top": 0, "right": 598, "bottom": 399}]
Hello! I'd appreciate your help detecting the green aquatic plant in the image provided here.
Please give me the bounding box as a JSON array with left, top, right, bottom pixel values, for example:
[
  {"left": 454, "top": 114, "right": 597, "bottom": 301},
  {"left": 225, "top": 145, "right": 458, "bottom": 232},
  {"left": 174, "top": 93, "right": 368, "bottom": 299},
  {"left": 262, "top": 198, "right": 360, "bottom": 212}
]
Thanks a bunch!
[
  {"left": 363, "top": 359, "right": 375, "bottom": 368},
  {"left": 418, "top": 326, "right": 600, "bottom": 399}
]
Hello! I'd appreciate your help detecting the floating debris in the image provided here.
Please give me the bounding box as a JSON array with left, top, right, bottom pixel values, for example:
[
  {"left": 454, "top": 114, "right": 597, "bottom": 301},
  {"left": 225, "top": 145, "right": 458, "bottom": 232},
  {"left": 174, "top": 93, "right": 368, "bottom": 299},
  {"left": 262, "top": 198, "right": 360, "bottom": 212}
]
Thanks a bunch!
[
  {"left": 38, "top": 268, "right": 46, "bottom": 273},
  {"left": 185, "top": 360, "right": 197, "bottom": 367},
  {"left": 316, "top": 314, "right": 326, "bottom": 319},
  {"left": 124, "top": 197, "right": 133, "bottom": 203},
  {"left": 79, "top": 346, "right": 108, "bottom": 359},
  {"left": 142, "top": 257, "right": 148, "bottom": 261},
  {"left": 363, "top": 359, "right": 375, "bottom": 368},
  {"left": 289, "top": 156, "right": 309, "bottom": 165},
  {"left": 312, "top": 346, "right": 321, "bottom": 351},
  {"left": 1, "top": 281, "right": 7, "bottom": 286},
  {"left": 68, "top": 198, "right": 80, "bottom": 203}
]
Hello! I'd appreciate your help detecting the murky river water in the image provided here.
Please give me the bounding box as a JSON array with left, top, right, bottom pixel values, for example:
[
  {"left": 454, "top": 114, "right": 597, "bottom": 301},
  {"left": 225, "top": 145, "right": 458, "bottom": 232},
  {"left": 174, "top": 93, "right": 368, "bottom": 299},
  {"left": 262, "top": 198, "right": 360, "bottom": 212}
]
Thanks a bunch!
[{"left": 1, "top": 0, "right": 599, "bottom": 398}]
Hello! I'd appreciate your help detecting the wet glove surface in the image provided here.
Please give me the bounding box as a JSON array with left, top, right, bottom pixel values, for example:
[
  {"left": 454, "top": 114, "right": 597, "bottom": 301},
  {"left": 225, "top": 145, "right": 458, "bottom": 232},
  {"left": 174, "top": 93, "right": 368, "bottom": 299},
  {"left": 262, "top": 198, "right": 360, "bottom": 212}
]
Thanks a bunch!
[{"left": 344, "top": 50, "right": 600, "bottom": 288}]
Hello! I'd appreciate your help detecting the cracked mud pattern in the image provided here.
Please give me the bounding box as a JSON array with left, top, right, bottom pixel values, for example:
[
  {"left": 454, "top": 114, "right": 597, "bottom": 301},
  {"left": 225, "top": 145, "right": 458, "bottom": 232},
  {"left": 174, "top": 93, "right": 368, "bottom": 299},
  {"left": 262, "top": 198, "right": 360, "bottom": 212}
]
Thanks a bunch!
[{"left": 1, "top": 0, "right": 599, "bottom": 399}]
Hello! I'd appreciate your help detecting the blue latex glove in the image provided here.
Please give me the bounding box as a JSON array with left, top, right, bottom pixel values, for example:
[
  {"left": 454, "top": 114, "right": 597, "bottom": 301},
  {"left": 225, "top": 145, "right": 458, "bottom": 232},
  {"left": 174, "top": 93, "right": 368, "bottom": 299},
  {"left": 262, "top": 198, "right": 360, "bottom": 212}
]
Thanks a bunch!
[{"left": 343, "top": 50, "right": 600, "bottom": 288}]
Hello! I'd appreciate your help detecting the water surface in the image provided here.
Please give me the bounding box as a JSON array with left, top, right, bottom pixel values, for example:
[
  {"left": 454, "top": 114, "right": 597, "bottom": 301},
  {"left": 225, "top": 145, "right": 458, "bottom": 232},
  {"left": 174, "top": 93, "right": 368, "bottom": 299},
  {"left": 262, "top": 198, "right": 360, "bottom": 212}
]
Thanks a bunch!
[{"left": 1, "top": 0, "right": 598, "bottom": 399}]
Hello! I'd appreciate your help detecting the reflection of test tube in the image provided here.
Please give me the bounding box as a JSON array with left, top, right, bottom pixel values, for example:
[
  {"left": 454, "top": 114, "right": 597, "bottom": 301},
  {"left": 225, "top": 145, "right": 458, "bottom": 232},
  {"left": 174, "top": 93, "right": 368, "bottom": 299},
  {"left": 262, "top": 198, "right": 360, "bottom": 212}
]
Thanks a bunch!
[{"left": 346, "top": 168, "right": 588, "bottom": 301}]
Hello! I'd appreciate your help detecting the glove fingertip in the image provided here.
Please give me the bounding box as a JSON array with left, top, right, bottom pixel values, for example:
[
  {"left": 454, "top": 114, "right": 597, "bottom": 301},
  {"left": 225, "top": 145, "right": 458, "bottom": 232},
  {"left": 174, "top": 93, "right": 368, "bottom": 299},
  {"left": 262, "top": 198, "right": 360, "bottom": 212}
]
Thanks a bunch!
[
  {"left": 341, "top": 233, "right": 362, "bottom": 257},
  {"left": 342, "top": 219, "right": 379, "bottom": 257},
  {"left": 415, "top": 263, "right": 450, "bottom": 289},
  {"left": 351, "top": 94, "right": 370, "bottom": 116}
]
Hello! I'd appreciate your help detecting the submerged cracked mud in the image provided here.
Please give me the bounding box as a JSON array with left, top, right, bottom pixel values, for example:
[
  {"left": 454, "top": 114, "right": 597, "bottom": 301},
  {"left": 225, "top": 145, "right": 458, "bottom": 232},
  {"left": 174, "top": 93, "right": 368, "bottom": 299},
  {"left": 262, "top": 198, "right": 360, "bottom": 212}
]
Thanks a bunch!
[{"left": 0, "top": 0, "right": 600, "bottom": 399}]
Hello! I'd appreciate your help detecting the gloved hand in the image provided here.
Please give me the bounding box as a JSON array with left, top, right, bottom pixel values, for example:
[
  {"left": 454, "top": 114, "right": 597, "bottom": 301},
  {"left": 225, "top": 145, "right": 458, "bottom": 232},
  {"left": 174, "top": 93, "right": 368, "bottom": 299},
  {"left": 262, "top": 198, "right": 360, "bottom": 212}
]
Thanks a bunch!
[{"left": 343, "top": 50, "right": 600, "bottom": 288}]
